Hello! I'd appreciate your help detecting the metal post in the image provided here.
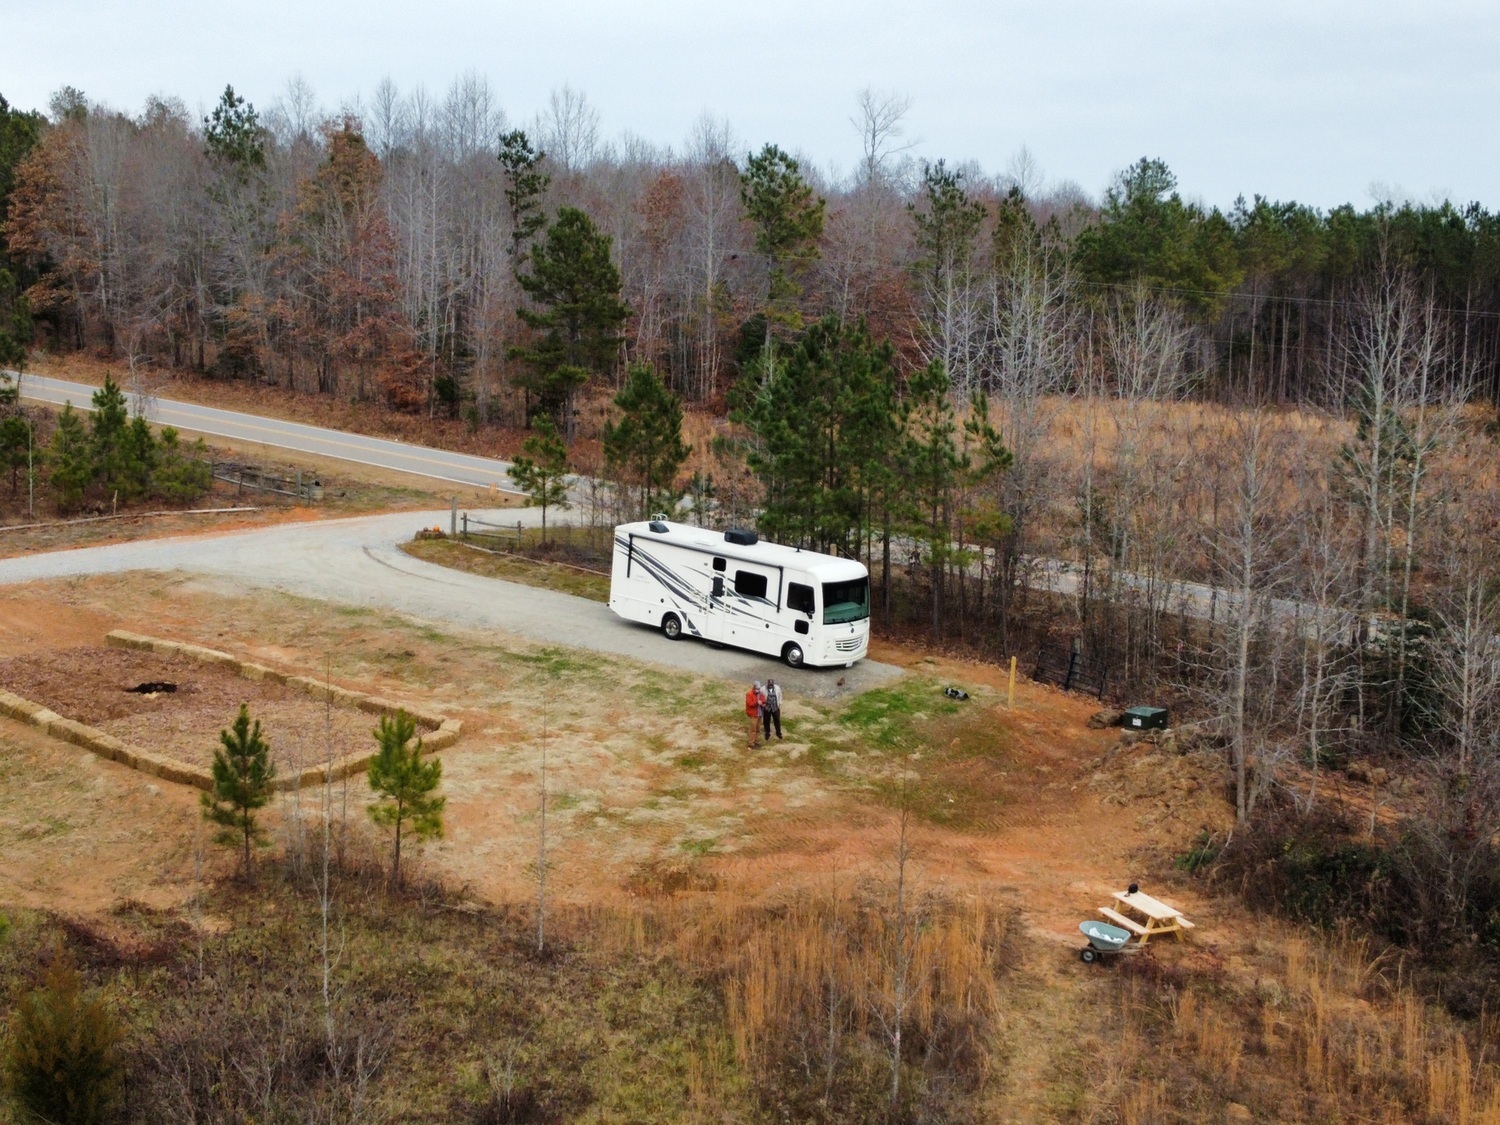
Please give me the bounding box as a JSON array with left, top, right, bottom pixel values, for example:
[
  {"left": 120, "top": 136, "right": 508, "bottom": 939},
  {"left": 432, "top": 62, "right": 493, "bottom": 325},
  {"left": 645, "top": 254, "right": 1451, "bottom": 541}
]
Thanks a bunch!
[
  {"left": 1007, "top": 656, "right": 1017, "bottom": 709},
  {"left": 450, "top": 497, "right": 457, "bottom": 537},
  {"left": 462, "top": 512, "right": 468, "bottom": 539},
  {"left": 297, "top": 470, "right": 303, "bottom": 501}
]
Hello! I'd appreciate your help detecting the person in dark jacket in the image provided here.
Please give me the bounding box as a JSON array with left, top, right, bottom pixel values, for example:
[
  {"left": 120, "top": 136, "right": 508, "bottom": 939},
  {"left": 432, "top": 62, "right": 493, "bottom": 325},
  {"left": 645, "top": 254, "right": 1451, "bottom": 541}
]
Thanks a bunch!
[{"left": 762, "top": 678, "right": 783, "bottom": 740}]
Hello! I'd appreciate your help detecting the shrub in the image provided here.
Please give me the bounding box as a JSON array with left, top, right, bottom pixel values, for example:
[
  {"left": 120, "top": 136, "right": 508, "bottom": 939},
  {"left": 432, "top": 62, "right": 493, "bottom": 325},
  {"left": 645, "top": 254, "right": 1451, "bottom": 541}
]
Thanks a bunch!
[
  {"left": 1214, "top": 792, "right": 1500, "bottom": 956},
  {"left": 1213, "top": 801, "right": 1389, "bottom": 930},
  {"left": 4, "top": 952, "right": 124, "bottom": 1124},
  {"left": 151, "top": 427, "right": 211, "bottom": 504}
]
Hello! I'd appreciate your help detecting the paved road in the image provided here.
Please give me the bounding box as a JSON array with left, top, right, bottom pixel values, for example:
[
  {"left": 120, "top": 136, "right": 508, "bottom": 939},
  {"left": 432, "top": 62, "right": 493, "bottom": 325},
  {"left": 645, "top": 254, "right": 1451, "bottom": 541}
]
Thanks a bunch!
[
  {"left": 16, "top": 373, "right": 524, "bottom": 492},
  {"left": 0, "top": 506, "right": 901, "bottom": 699}
]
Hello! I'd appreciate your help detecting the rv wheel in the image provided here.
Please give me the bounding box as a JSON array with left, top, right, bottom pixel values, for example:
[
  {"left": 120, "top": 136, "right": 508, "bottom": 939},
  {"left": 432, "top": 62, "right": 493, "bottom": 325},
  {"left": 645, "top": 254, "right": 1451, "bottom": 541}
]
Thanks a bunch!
[
  {"left": 661, "top": 613, "right": 683, "bottom": 640},
  {"left": 782, "top": 641, "right": 805, "bottom": 668}
]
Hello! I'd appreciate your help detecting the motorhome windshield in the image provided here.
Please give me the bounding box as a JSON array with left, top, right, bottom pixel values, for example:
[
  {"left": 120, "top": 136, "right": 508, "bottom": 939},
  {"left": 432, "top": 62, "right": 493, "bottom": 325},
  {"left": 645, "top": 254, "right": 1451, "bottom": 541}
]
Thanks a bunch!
[{"left": 822, "top": 577, "right": 870, "bottom": 624}]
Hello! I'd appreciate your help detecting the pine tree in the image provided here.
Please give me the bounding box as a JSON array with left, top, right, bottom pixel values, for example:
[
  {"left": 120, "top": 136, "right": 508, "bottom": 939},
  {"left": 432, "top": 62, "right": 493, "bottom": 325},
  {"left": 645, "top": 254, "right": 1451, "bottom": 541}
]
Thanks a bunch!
[
  {"left": 89, "top": 376, "right": 155, "bottom": 503},
  {"left": 4, "top": 952, "right": 123, "bottom": 1125},
  {"left": 203, "top": 85, "right": 266, "bottom": 172},
  {"left": 47, "top": 403, "right": 92, "bottom": 513},
  {"left": 910, "top": 160, "right": 985, "bottom": 286},
  {"left": 1, "top": 412, "right": 31, "bottom": 494},
  {"left": 507, "top": 416, "right": 571, "bottom": 544},
  {"left": 740, "top": 144, "right": 825, "bottom": 337},
  {"left": 151, "top": 426, "right": 212, "bottom": 504},
  {"left": 0, "top": 268, "right": 32, "bottom": 378},
  {"left": 367, "top": 711, "right": 444, "bottom": 888},
  {"left": 512, "top": 207, "right": 630, "bottom": 437},
  {"left": 904, "top": 360, "right": 962, "bottom": 634},
  {"left": 498, "top": 130, "right": 550, "bottom": 274},
  {"left": 1074, "top": 157, "right": 1242, "bottom": 319},
  {"left": 120, "top": 415, "right": 156, "bottom": 502},
  {"left": 602, "top": 364, "right": 692, "bottom": 520},
  {"left": 738, "top": 316, "right": 899, "bottom": 555},
  {"left": 201, "top": 704, "right": 276, "bottom": 876}
]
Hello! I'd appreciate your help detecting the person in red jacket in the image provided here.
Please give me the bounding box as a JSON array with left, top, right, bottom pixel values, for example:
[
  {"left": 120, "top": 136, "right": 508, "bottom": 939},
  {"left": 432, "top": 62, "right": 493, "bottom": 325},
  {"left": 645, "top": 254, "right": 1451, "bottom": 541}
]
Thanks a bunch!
[{"left": 745, "top": 681, "right": 764, "bottom": 748}]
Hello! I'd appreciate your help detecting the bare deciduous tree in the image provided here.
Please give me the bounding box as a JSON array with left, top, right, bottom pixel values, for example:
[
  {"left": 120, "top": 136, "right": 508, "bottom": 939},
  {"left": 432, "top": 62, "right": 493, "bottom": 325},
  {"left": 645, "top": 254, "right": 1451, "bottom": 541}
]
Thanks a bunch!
[{"left": 851, "top": 88, "right": 914, "bottom": 188}]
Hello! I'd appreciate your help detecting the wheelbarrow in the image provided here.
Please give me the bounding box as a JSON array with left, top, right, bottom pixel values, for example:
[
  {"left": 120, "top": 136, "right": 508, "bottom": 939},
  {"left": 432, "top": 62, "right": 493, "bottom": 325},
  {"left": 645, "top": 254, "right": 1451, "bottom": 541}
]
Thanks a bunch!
[{"left": 1077, "top": 920, "right": 1142, "bottom": 963}]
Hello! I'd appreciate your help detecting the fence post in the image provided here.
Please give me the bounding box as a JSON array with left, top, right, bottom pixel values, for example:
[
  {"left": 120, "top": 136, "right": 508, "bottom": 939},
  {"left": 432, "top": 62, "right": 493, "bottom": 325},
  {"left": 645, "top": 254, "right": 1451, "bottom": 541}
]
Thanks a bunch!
[
  {"left": 296, "top": 470, "right": 303, "bottom": 501},
  {"left": 462, "top": 513, "right": 468, "bottom": 539},
  {"left": 1007, "top": 656, "right": 1017, "bottom": 709},
  {"left": 450, "top": 497, "right": 457, "bottom": 537},
  {"left": 1063, "top": 651, "right": 1078, "bottom": 692}
]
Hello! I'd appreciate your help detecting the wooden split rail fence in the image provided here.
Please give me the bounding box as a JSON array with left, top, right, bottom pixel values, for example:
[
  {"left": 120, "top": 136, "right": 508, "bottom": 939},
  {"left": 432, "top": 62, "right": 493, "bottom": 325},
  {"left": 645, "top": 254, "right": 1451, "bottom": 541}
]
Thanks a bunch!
[
  {"left": 211, "top": 460, "right": 324, "bottom": 501},
  {"left": 459, "top": 512, "right": 524, "bottom": 548}
]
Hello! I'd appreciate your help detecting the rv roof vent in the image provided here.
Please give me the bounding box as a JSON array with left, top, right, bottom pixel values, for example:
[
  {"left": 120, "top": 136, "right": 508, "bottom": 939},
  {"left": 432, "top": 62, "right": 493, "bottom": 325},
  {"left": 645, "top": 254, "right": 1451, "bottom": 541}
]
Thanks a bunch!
[
  {"left": 724, "top": 528, "right": 758, "bottom": 546},
  {"left": 648, "top": 520, "right": 669, "bottom": 533}
]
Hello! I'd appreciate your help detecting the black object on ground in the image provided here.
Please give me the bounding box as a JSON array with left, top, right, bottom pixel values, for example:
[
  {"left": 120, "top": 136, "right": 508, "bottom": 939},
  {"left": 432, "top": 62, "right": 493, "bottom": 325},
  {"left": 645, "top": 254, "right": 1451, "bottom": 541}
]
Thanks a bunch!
[
  {"left": 127, "top": 681, "right": 177, "bottom": 694},
  {"left": 943, "top": 686, "right": 969, "bottom": 700},
  {"left": 1122, "top": 705, "right": 1168, "bottom": 730}
]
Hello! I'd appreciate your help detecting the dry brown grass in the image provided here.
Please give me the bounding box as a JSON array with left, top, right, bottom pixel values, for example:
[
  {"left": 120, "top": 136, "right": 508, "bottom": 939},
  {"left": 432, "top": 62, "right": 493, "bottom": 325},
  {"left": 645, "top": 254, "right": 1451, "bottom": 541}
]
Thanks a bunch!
[
  {"left": 1106, "top": 929, "right": 1500, "bottom": 1123},
  {"left": 556, "top": 887, "right": 1013, "bottom": 1120}
]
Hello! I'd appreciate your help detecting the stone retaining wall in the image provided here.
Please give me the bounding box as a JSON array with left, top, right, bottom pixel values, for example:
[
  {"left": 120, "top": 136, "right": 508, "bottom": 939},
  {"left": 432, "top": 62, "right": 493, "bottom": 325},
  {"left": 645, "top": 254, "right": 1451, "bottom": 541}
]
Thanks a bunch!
[{"left": 0, "top": 632, "right": 462, "bottom": 793}]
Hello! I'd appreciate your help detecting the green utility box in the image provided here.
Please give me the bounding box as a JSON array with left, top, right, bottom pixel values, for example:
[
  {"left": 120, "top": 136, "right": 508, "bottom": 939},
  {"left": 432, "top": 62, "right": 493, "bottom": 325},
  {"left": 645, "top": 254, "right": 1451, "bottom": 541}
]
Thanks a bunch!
[{"left": 1123, "top": 706, "right": 1169, "bottom": 731}]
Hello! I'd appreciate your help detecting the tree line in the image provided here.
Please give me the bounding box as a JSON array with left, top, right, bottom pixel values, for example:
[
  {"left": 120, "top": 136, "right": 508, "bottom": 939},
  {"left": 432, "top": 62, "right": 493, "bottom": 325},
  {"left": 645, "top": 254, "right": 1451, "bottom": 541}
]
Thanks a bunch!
[
  {"left": 0, "top": 375, "right": 212, "bottom": 516},
  {"left": 1, "top": 82, "right": 1498, "bottom": 420}
]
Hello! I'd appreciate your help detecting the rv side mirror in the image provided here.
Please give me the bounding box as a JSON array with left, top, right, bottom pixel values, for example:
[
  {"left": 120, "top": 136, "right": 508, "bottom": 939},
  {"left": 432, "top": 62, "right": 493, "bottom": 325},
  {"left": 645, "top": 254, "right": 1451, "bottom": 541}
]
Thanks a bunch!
[{"left": 711, "top": 576, "right": 724, "bottom": 599}]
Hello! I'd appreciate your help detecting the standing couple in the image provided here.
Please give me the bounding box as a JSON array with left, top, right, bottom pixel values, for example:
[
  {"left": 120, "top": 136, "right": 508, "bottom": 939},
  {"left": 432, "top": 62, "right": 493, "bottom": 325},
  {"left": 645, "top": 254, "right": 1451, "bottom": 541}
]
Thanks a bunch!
[{"left": 744, "top": 678, "right": 783, "bottom": 748}]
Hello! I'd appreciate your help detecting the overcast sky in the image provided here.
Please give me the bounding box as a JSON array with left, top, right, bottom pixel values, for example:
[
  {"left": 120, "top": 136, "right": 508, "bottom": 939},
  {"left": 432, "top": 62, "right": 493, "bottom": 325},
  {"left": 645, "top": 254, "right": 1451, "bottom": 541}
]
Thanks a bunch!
[{"left": 6, "top": 0, "right": 1497, "bottom": 210}]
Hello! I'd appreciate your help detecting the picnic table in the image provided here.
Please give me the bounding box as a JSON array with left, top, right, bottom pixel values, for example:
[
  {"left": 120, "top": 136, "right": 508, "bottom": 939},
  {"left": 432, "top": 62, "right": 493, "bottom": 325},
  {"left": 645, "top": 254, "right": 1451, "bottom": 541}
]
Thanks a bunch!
[{"left": 1098, "top": 890, "right": 1196, "bottom": 944}]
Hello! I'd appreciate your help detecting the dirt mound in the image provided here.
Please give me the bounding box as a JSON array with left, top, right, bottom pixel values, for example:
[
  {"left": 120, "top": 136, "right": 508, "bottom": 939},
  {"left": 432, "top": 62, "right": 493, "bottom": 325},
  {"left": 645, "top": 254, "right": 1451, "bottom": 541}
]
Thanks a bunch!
[{"left": 1087, "top": 732, "right": 1235, "bottom": 846}]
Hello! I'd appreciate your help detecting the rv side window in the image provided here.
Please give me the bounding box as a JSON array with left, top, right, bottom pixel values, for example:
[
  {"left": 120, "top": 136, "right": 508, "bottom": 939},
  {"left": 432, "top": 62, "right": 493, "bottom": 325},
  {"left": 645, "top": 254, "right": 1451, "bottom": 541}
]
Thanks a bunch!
[
  {"left": 787, "top": 582, "right": 815, "bottom": 615},
  {"left": 712, "top": 557, "right": 726, "bottom": 572},
  {"left": 734, "top": 571, "right": 768, "bottom": 600}
]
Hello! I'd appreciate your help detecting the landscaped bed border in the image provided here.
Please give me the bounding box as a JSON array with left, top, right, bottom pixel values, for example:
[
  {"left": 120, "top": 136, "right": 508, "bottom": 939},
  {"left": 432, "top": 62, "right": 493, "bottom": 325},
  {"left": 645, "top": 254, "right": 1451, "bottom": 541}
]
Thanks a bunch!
[{"left": 0, "top": 630, "right": 462, "bottom": 792}]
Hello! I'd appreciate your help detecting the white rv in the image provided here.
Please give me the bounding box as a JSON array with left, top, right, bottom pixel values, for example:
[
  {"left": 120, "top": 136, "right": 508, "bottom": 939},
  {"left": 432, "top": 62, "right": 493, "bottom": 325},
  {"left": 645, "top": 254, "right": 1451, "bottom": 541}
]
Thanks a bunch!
[{"left": 608, "top": 520, "right": 871, "bottom": 668}]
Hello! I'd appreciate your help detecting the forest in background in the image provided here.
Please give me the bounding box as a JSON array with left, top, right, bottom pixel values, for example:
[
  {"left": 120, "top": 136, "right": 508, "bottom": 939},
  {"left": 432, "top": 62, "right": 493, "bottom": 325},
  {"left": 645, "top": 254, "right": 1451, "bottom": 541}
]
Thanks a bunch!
[{"left": 0, "top": 79, "right": 1497, "bottom": 414}]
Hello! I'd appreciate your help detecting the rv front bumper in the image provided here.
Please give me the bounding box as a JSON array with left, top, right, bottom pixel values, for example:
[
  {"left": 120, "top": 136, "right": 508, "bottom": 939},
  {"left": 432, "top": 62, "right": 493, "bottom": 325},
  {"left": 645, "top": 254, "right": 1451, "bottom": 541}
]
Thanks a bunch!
[{"left": 823, "top": 623, "right": 870, "bottom": 665}]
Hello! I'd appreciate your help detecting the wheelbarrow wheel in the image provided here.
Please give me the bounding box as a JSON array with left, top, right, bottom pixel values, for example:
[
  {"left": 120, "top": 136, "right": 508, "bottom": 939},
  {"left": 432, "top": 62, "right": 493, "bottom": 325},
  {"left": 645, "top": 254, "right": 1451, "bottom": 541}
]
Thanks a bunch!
[{"left": 1080, "top": 947, "right": 1098, "bottom": 963}]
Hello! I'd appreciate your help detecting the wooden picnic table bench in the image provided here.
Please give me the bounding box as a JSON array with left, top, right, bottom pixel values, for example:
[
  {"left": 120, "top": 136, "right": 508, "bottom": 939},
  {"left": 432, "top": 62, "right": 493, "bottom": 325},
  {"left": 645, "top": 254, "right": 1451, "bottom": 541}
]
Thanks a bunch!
[
  {"left": 1097, "top": 907, "right": 1149, "bottom": 936},
  {"left": 1100, "top": 890, "right": 1195, "bottom": 943}
]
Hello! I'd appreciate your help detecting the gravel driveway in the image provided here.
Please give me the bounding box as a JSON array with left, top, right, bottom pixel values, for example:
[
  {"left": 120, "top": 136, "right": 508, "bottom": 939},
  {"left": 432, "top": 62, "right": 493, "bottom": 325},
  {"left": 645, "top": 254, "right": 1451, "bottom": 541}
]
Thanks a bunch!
[{"left": 0, "top": 508, "right": 901, "bottom": 699}]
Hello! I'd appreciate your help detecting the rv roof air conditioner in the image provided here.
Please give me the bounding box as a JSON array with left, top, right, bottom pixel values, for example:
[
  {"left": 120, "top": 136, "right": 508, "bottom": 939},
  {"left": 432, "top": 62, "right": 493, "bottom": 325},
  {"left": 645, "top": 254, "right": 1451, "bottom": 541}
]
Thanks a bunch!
[
  {"left": 724, "top": 528, "right": 758, "bottom": 546},
  {"left": 648, "top": 520, "right": 669, "bottom": 533}
]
